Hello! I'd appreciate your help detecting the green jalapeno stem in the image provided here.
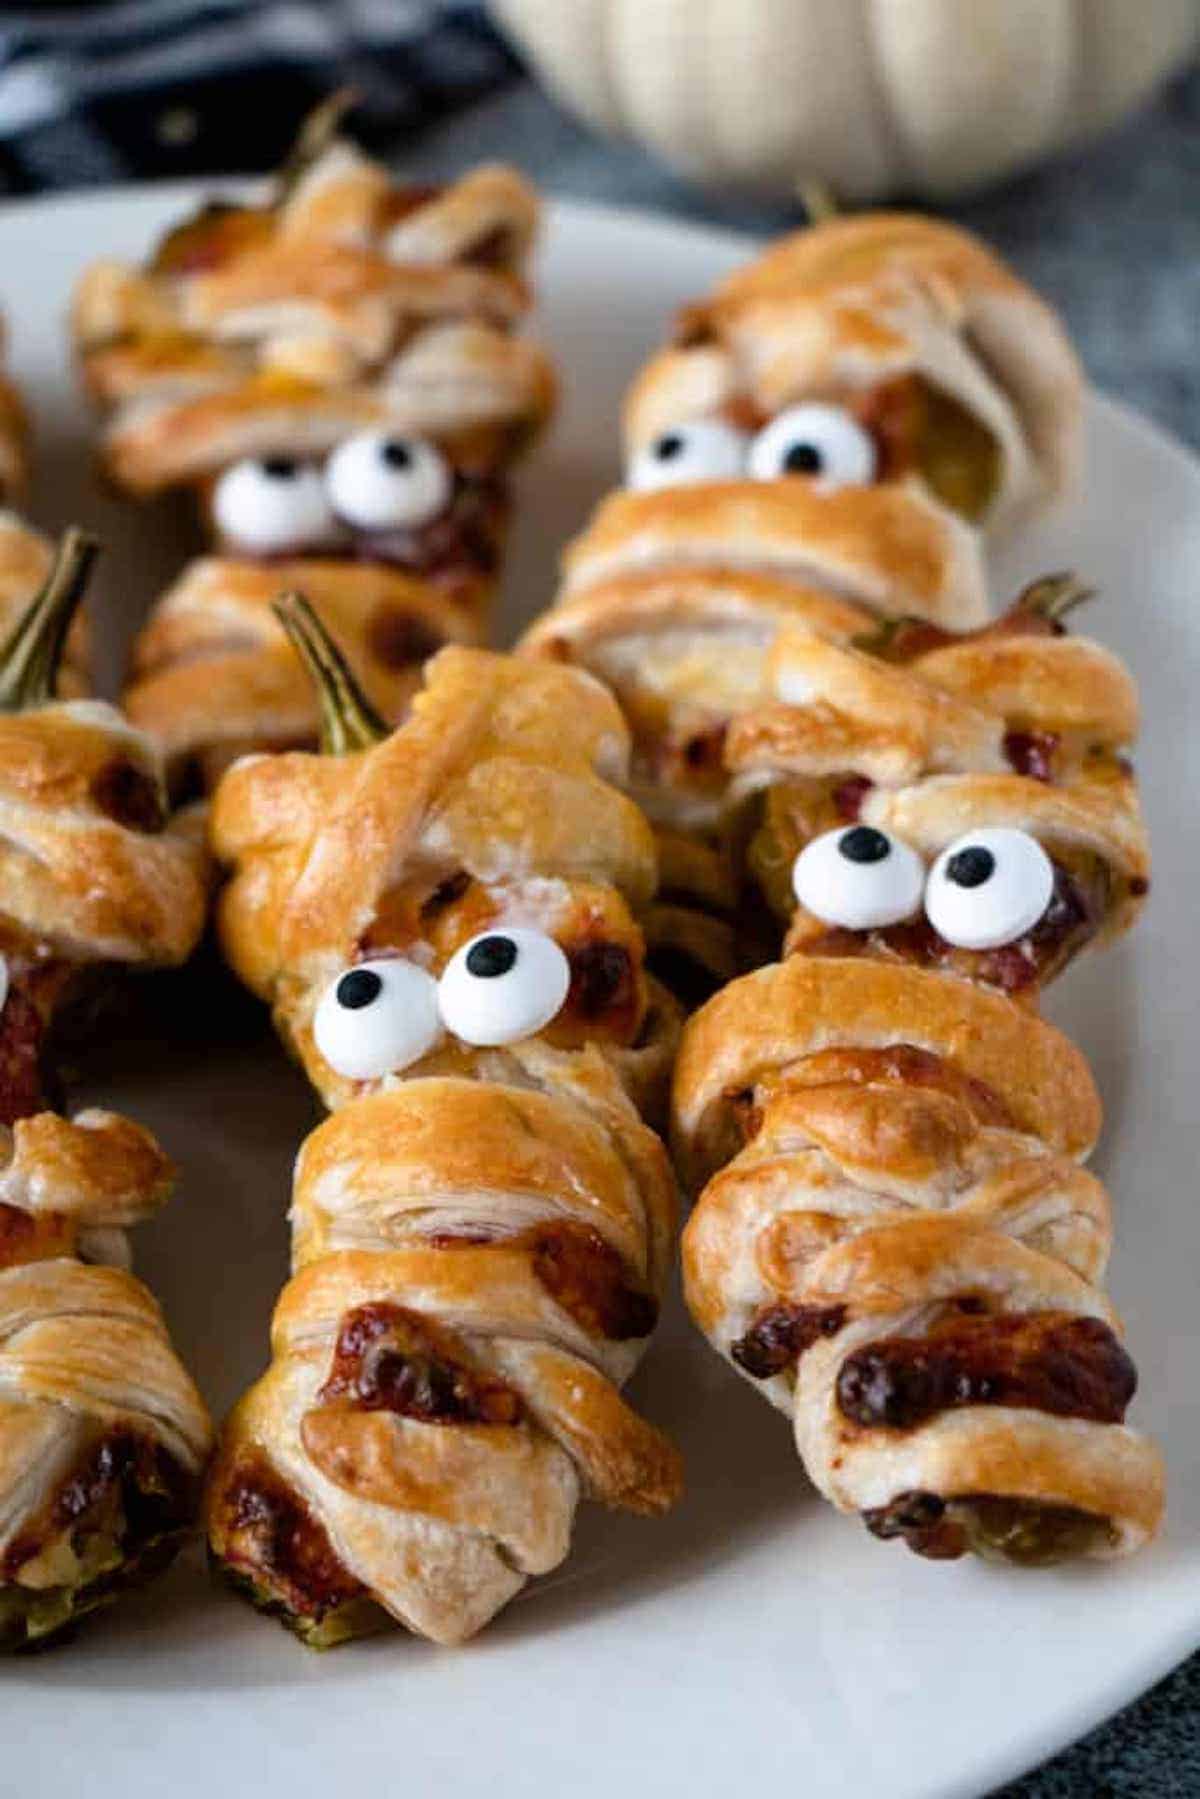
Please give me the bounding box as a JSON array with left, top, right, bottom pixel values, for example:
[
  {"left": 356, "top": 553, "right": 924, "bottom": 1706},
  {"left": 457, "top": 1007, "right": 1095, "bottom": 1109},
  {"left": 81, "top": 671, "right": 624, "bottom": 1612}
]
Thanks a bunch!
[
  {"left": 1017, "top": 572, "right": 1095, "bottom": 623},
  {"left": 272, "top": 590, "right": 387, "bottom": 755},
  {"left": 0, "top": 526, "right": 98, "bottom": 713},
  {"left": 851, "top": 571, "right": 1095, "bottom": 660}
]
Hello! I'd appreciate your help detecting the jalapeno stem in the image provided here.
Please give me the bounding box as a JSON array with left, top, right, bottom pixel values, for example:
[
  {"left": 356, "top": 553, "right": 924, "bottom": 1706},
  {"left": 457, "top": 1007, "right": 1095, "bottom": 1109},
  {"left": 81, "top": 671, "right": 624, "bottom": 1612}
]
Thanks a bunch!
[
  {"left": 275, "top": 88, "right": 358, "bottom": 206},
  {"left": 272, "top": 590, "right": 387, "bottom": 755},
  {"left": 850, "top": 615, "right": 905, "bottom": 657},
  {"left": 1017, "top": 572, "right": 1095, "bottom": 623},
  {"left": 0, "top": 526, "right": 98, "bottom": 713}
]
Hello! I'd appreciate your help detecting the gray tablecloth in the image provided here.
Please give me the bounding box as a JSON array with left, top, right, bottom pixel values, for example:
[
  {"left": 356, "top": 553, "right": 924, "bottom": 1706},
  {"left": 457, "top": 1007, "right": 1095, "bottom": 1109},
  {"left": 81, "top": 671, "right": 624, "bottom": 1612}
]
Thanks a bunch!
[{"left": 392, "top": 65, "right": 1199, "bottom": 1799}]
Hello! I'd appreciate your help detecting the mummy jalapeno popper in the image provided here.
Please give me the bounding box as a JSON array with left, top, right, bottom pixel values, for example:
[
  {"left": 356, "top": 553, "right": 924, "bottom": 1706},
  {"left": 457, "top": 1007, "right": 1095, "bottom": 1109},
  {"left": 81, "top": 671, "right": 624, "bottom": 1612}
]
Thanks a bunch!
[
  {"left": 523, "top": 212, "right": 1083, "bottom": 995},
  {"left": 203, "top": 602, "right": 681, "bottom": 1646},
  {"left": 672, "top": 567, "right": 1162, "bottom": 1567},
  {"left": 0, "top": 532, "right": 211, "bottom": 1647},
  {"left": 73, "top": 98, "right": 556, "bottom": 795}
]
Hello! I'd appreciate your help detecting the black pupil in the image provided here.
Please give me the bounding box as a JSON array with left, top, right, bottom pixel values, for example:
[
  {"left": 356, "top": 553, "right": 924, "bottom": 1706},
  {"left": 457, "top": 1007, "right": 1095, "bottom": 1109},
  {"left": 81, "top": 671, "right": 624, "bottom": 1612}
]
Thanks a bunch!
[
  {"left": 337, "top": 968, "right": 383, "bottom": 1009},
  {"left": 783, "top": 442, "right": 823, "bottom": 475},
  {"left": 381, "top": 439, "right": 413, "bottom": 471},
  {"left": 655, "top": 433, "right": 684, "bottom": 462},
  {"left": 465, "top": 935, "right": 518, "bottom": 979},
  {"left": 261, "top": 457, "right": 299, "bottom": 480},
  {"left": 839, "top": 825, "right": 890, "bottom": 865},
  {"left": 946, "top": 845, "right": 996, "bottom": 888}
]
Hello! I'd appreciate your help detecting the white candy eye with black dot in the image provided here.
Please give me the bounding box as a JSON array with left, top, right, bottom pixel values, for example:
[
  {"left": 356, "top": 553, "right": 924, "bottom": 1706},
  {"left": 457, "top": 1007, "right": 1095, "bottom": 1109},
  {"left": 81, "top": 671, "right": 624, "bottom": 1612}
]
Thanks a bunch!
[
  {"left": 326, "top": 430, "right": 452, "bottom": 532},
  {"left": 626, "top": 419, "right": 749, "bottom": 492},
  {"left": 313, "top": 958, "right": 441, "bottom": 1081},
  {"left": 791, "top": 824, "right": 925, "bottom": 930},
  {"left": 437, "top": 929, "right": 571, "bottom": 1047},
  {"left": 211, "top": 456, "right": 336, "bottom": 554},
  {"left": 924, "top": 828, "right": 1054, "bottom": 950},
  {"left": 747, "top": 404, "right": 878, "bottom": 490}
]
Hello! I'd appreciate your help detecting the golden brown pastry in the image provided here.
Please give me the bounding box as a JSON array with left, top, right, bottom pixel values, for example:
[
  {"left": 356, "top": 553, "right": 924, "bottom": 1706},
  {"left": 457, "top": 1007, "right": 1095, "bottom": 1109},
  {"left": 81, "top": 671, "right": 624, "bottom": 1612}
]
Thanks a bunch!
[
  {"left": 523, "top": 212, "right": 1081, "bottom": 995},
  {"left": 0, "top": 1110, "right": 211, "bottom": 1647},
  {"left": 0, "top": 531, "right": 212, "bottom": 1645},
  {"left": 205, "top": 604, "right": 681, "bottom": 1646},
  {"left": 673, "top": 576, "right": 1162, "bottom": 1565},
  {"left": 73, "top": 97, "right": 556, "bottom": 792},
  {"left": 0, "top": 532, "right": 208, "bottom": 1123},
  {"left": 728, "top": 576, "right": 1149, "bottom": 986}
]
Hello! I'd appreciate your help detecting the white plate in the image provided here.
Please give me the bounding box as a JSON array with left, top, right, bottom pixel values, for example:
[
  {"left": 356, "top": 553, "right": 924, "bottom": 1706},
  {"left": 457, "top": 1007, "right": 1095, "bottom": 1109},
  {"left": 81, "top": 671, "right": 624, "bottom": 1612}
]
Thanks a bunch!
[{"left": 2, "top": 185, "right": 1198, "bottom": 1799}]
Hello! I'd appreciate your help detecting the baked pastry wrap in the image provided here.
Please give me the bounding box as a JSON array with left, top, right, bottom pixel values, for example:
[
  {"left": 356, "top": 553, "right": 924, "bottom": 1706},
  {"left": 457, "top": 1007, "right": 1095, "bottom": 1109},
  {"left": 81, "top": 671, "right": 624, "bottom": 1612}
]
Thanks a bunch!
[
  {"left": 206, "top": 612, "right": 681, "bottom": 1645},
  {"left": 673, "top": 573, "right": 1162, "bottom": 1564},
  {"left": 523, "top": 213, "right": 1084, "bottom": 999},
  {"left": 0, "top": 532, "right": 212, "bottom": 1644},
  {"left": 74, "top": 102, "right": 554, "bottom": 789}
]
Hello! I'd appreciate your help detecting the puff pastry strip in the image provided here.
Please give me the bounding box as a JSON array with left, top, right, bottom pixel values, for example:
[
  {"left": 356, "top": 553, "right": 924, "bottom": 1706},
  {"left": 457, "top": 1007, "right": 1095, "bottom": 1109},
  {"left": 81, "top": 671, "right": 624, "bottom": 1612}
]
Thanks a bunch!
[
  {"left": 674, "top": 593, "right": 1162, "bottom": 1563},
  {"left": 74, "top": 101, "right": 554, "bottom": 792},
  {"left": 0, "top": 533, "right": 212, "bottom": 1645},
  {"left": 524, "top": 212, "right": 1081, "bottom": 995},
  {"left": 206, "top": 610, "right": 681, "bottom": 1646},
  {"left": 729, "top": 575, "right": 1149, "bottom": 988}
]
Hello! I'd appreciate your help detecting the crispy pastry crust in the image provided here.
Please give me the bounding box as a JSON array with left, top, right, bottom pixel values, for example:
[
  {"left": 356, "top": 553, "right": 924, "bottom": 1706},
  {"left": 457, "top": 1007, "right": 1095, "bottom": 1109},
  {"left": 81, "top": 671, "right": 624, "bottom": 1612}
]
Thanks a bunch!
[
  {"left": 0, "top": 699, "right": 208, "bottom": 964},
  {"left": 74, "top": 147, "right": 554, "bottom": 496},
  {"left": 674, "top": 955, "right": 1163, "bottom": 1559},
  {"left": 0, "top": 1110, "right": 213, "bottom": 1647},
  {"left": 206, "top": 649, "right": 683, "bottom": 1643},
  {"left": 727, "top": 618, "right": 1149, "bottom": 951},
  {"left": 211, "top": 646, "right": 657, "bottom": 1024},
  {"left": 672, "top": 956, "right": 1102, "bottom": 1191},
  {"left": 630, "top": 210, "right": 1082, "bottom": 532},
  {"left": 84, "top": 140, "right": 554, "bottom": 781},
  {"left": 561, "top": 482, "right": 988, "bottom": 631},
  {"left": 208, "top": 1070, "right": 679, "bottom": 1646},
  {"left": 124, "top": 555, "right": 482, "bottom": 791}
]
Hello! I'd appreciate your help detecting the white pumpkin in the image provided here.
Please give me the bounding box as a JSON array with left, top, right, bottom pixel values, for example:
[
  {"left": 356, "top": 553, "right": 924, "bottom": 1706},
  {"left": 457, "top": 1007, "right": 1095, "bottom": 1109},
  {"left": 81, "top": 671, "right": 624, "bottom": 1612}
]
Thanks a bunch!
[{"left": 491, "top": 0, "right": 1199, "bottom": 201}]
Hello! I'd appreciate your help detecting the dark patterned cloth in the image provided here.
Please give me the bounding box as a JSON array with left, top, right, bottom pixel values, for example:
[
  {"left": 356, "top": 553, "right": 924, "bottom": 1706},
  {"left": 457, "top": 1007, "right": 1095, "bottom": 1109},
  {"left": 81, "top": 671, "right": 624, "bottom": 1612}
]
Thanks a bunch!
[{"left": 0, "top": 0, "right": 517, "bottom": 193}]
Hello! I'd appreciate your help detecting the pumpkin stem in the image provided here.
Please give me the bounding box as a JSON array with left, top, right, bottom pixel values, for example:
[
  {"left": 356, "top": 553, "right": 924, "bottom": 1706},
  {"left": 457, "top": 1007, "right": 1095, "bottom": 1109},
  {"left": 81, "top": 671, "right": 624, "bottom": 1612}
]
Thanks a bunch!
[
  {"left": 797, "top": 178, "right": 839, "bottom": 225},
  {"left": 276, "top": 88, "right": 358, "bottom": 206},
  {"left": 1016, "top": 572, "right": 1095, "bottom": 624},
  {"left": 0, "top": 526, "right": 98, "bottom": 713},
  {"left": 272, "top": 590, "right": 386, "bottom": 755}
]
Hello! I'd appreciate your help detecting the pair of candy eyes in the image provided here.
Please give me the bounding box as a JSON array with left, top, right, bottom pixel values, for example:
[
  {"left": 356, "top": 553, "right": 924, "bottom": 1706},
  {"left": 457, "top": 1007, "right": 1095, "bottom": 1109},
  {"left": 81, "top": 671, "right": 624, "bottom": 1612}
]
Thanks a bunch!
[
  {"left": 793, "top": 825, "right": 1056, "bottom": 949},
  {"left": 627, "top": 404, "right": 878, "bottom": 495},
  {"left": 212, "top": 431, "right": 452, "bottom": 555},
  {"left": 313, "top": 927, "right": 571, "bottom": 1083}
]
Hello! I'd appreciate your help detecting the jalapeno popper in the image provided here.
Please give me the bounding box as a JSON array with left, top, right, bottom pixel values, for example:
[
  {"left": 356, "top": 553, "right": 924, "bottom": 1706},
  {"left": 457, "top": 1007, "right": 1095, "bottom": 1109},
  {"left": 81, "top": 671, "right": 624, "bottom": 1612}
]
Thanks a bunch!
[
  {"left": 204, "top": 604, "right": 680, "bottom": 1645},
  {"left": 0, "top": 532, "right": 211, "bottom": 1646},
  {"left": 672, "top": 574, "right": 1162, "bottom": 1567},
  {"left": 74, "top": 99, "right": 555, "bottom": 795},
  {"left": 523, "top": 212, "right": 1083, "bottom": 996}
]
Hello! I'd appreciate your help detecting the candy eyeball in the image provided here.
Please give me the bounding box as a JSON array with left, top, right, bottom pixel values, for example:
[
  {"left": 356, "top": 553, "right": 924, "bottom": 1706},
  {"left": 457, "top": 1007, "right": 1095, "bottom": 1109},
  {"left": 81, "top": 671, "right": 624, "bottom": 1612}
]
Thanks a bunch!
[
  {"left": 924, "top": 828, "right": 1054, "bottom": 950},
  {"left": 313, "top": 958, "right": 441, "bottom": 1081},
  {"left": 212, "top": 456, "right": 336, "bottom": 554},
  {"left": 626, "top": 419, "right": 749, "bottom": 492},
  {"left": 791, "top": 824, "right": 925, "bottom": 930},
  {"left": 748, "top": 404, "right": 878, "bottom": 490},
  {"left": 326, "top": 431, "right": 453, "bottom": 532},
  {"left": 437, "top": 929, "right": 571, "bottom": 1047}
]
